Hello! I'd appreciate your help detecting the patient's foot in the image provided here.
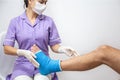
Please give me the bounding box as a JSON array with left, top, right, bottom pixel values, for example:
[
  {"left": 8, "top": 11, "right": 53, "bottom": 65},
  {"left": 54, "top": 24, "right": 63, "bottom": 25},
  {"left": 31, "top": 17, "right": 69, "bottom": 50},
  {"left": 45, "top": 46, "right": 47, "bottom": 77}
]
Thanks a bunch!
[{"left": 31, "top": 44, "right": 61, "bottom": 75}]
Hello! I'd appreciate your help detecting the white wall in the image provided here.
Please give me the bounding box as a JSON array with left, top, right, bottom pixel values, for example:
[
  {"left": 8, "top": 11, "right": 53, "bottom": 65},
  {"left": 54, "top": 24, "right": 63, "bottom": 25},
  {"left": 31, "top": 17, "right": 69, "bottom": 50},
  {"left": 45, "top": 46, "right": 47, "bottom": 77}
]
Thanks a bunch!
[{"left": 0, "top": 0, "right": 120, "bottom": 80}]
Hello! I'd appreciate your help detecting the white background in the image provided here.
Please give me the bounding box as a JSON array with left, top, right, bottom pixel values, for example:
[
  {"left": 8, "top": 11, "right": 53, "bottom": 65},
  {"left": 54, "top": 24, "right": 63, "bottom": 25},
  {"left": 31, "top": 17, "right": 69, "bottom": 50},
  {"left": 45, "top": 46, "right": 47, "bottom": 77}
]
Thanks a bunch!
[{"left": 0, "top": 0, "right": 120, "bottom": 80}]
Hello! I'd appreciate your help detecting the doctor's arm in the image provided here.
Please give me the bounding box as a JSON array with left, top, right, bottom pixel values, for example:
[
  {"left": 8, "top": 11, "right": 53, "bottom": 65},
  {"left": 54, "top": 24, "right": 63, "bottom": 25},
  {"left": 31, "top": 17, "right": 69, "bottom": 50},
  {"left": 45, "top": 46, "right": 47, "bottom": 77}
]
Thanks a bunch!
[
  {"left": 50, "top": 44, "right": 60, "bottom": 53},
  {"left": 4, "top": 45, "right": 39, "bottom": 68},
  {"left": 3, "top": 19, "right": 39, "bottom": 67},
  {"left": 4, "top": 45, "right": 17, "bottom": 55}
]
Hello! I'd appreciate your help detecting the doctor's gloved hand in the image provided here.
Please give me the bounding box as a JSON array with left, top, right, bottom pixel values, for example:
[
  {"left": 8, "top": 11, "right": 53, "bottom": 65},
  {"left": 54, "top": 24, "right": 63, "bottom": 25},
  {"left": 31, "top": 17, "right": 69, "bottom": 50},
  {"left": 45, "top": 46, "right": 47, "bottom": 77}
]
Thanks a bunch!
[
  {"left": 58, "top": 46, "right": 79, "bottom": 57},
  {"left": 17, "top": 49, "right": 39, "bottom": 68}
]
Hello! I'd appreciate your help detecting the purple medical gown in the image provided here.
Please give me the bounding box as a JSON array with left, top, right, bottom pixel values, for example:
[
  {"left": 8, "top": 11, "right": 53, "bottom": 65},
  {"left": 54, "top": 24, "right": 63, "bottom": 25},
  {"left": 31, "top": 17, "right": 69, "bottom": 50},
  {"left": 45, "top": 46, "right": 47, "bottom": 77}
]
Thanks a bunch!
[{"left": 3, "top": 12, "right": 61, "bottom": 80}]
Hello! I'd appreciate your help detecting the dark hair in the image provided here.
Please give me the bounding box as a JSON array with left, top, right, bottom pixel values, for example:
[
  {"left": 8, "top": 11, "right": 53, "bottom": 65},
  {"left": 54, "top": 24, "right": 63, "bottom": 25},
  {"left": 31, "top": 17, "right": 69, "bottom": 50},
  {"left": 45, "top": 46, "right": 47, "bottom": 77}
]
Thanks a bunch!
[{"left": 24, "top": 0, "right": 28, "bottom": 8}]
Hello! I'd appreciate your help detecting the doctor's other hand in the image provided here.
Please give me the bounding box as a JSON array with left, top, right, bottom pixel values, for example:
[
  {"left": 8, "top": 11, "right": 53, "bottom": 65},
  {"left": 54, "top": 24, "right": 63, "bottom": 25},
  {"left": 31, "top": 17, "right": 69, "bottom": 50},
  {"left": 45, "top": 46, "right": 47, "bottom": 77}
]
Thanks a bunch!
[
  {"left": 17, "top": 49, "right": 39, "bottom": 68},
  {"left": 58, "top": 46, "right": 79, "bottom": 57}
]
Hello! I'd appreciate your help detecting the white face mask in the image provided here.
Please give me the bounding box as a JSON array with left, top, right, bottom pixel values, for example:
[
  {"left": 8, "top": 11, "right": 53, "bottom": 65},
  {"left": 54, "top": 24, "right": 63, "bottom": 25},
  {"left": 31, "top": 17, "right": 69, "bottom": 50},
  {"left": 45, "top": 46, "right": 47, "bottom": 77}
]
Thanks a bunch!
[{"left": 32, "top": 1, "right": 46, "bottom": 15}]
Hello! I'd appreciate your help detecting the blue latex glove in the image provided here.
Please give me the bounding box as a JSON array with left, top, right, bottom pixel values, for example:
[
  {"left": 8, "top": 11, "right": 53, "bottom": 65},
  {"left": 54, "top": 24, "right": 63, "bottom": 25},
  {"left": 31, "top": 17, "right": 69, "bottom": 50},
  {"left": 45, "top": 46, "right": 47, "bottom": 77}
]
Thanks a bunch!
[{"left": 35, "top": 50, "right": 61, "bottom": 75}]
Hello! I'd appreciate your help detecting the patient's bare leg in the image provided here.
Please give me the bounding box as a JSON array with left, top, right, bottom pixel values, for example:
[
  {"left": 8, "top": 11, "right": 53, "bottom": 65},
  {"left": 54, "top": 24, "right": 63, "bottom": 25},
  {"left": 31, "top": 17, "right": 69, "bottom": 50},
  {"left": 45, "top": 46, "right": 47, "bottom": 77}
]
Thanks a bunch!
[
  {"left": 31, "top": 45, "right": 120, "bottom": 74},
  {"left": 61, "top": 45, "right": 120, "bottom": 74}
]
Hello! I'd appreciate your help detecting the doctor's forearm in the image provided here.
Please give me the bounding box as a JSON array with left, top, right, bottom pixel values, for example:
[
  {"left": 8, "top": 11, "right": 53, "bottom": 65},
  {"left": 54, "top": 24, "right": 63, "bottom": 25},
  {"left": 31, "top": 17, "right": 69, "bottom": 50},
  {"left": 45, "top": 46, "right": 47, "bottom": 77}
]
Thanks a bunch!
[
  {"left": 4, "top": 46, "right": 17, "bottom": 56},
  {"left": 50, "top": 44, "right": 61, "bottom": 53}
]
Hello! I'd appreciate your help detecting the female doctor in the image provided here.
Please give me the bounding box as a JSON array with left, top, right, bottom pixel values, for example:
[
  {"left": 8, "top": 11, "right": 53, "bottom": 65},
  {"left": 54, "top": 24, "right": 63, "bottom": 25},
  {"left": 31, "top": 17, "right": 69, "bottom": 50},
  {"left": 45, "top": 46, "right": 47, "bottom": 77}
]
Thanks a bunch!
[{"left": 3, "top": 0, "right": 78, "bottom": 80}]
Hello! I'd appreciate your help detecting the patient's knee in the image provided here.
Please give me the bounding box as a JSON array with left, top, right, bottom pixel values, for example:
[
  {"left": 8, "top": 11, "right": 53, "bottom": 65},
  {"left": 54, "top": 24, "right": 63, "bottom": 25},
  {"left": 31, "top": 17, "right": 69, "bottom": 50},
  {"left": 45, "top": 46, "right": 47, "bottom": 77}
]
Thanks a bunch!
[
  {"left": 94, "top": 45, "right": 111, "bottom": 61},
  {"left": 98, "top": 45, "right": 111, "bottom": 50},
  {"left": 14, "top": 75, "right": 33, "bottom": 80},
  {"left": 96, "top": 45, "right": 113, "bottom": 54},
  {"left": 34, "top": 73, "right": 50, "bottom": 80},
  {"left": 96, "top": 45, "right": 114, "bottom": 60}
]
